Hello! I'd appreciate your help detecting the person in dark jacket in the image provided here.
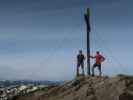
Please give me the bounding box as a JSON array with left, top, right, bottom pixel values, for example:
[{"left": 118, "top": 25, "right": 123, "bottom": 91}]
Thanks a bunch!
[{"left": 77, "top": 50, "right": 85, "bottom": 76}]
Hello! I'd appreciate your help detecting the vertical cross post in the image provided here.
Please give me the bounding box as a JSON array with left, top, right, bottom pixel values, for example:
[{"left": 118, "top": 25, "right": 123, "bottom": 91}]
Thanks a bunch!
[{"left": 84, "top": 8, "right": 91, "bottom": 75}]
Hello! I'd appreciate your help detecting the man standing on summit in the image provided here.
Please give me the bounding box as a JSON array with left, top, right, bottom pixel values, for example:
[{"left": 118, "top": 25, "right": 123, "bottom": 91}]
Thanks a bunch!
[
  {"left": 90, "top": 51, "right": 105, "bottom": 76},
  {"left": 76, "top": 50, "right": 85, "bottom": 76}
]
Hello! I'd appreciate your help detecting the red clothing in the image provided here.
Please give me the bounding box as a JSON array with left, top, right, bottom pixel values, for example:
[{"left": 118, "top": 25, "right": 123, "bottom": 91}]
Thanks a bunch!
[{"left": 95, "top": 54, "right": 105, "bottom": 65}]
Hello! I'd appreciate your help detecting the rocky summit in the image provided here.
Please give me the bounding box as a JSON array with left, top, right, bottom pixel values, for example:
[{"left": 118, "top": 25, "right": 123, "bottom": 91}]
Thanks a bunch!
[{"left": 15, "top": 75, "right": 133, "bottom": 100}]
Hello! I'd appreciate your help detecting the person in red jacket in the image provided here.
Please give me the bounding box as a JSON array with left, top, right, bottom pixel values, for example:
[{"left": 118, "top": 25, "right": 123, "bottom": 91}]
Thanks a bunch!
[{"left": 90, "top": 51, "right": 105, "bottom": 76}]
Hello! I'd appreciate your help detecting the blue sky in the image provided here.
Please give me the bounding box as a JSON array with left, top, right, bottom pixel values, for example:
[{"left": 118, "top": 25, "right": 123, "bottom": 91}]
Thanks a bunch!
[{"left": 0, "top": 0, "right": 132, "bottom": 80}]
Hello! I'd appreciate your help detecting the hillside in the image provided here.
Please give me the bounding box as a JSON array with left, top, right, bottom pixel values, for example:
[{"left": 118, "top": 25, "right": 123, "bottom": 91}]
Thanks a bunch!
[{"left": 15, "top": 75, "right": 133, "bottom": 100}]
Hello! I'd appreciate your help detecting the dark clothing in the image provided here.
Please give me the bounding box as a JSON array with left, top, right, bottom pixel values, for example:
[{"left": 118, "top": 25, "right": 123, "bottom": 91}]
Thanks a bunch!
[
  {"left": 77, "top": 54, "right": 85, "bottom": 64},
  {"left": 76, "top": 54, "right": 85, "bottom": 76},
  {"left": 92, "top": 63, "right": 102, "bottom": 76},
  {"left": 77, "top": 62, "right": 85, "bottom": 76},
  {"left": 93, "top": 63, "right": 101, "bottom": 71},
  {"left": 77, "top": 62, "right": 84, "bottom": 68}
]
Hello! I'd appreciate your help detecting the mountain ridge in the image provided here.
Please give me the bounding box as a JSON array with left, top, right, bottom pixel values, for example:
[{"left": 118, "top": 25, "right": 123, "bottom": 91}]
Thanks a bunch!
[{"left": 15, "top": 74, "right": 133, "bottom": 100}]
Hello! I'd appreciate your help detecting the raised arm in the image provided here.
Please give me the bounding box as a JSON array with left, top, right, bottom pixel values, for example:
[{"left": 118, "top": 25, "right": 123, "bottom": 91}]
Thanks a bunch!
[{"left": 90, "top": 56, "right": 95, "bottom": 59}]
